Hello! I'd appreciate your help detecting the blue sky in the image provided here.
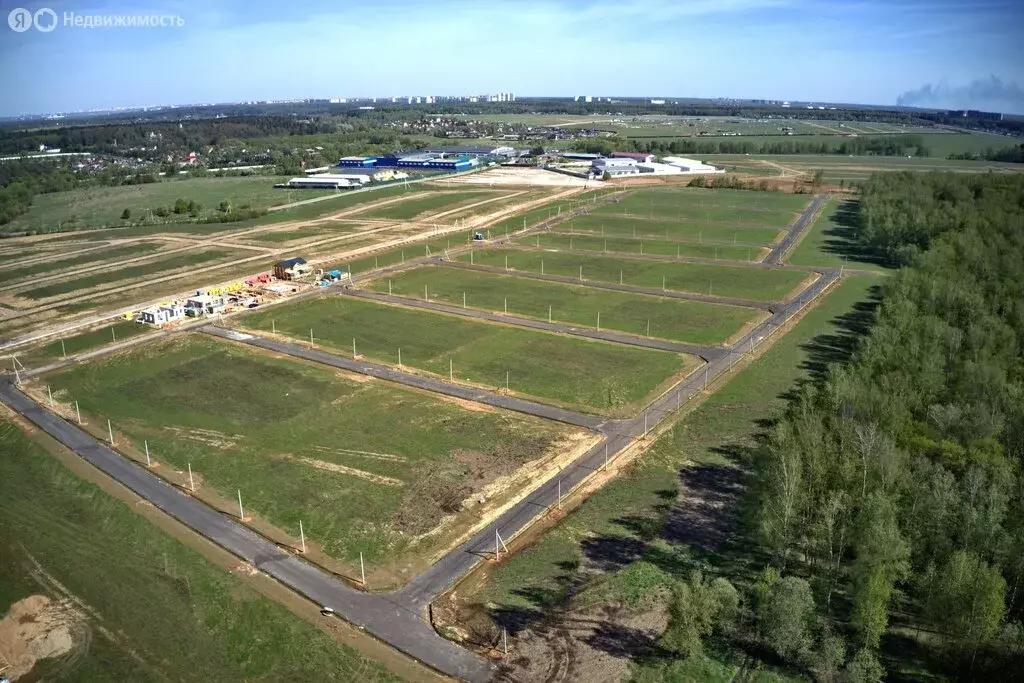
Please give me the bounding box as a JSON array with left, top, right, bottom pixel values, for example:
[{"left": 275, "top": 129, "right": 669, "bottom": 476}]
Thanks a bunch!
[{"left": 1, "top": 0, "right": 1023, "bottom": 116}]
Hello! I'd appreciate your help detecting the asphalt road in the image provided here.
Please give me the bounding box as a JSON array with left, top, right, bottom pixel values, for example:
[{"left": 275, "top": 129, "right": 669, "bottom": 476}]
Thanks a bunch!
[
  {"left": 336, "top": 288, "right": 724, "bottom": 360},
  {"left": 764, "top": 193, "right": 830, "bottom": 265},
  {"left": 0, "top": 192, "right": 841, "bottom": 681},
  {"left": 0, "top": 378, "right": 497, "bottom": 683}
]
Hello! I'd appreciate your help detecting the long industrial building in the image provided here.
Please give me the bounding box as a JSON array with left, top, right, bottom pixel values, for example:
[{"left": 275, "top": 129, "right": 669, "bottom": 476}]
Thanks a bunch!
[{"left": 337, "top": 153, "right": 478, "bottom": 171}]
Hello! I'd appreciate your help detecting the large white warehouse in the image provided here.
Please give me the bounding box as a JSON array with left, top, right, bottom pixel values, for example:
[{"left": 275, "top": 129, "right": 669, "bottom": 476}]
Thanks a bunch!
[{"left": 662, "top": 157, "right": 724, "bottom": 174}]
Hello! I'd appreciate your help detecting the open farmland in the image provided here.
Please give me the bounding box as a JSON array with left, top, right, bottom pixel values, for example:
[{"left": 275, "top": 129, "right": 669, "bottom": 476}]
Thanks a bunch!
[
  {"left": 40, "top": 334, "right": 581, "bottom": 584},
  {"left": 237, "top": 296, "right": 695, "bottom": 416},
  {"left": 523, "top": 231, "right": 762, "bottom": 260},
  {"left": 369, "top": 266, "right": 760, "bottom": 345},
  {"left": 562, "top": 214, "right": 782, "bottom": 245},
  {"left": 458, "top": 249, "right": 809, "bottom": 301},
  {"left": 0, "top": 419, "right": 414, "bottom": 683}
]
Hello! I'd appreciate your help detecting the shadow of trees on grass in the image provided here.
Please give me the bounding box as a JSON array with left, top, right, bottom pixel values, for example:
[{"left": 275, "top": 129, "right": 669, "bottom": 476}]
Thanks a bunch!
[{"left": 485, "top": 291, "right": 883, "bottom": 665}]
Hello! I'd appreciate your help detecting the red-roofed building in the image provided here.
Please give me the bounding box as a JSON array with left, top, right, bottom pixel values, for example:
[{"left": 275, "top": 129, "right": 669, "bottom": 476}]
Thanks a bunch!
[{"left": 612, "top": 151, "right": 654, "bottom": 162}]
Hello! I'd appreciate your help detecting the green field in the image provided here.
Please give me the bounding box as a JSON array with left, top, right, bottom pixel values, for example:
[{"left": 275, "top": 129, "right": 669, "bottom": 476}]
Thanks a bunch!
[
  {"left": 243, "top": 223, "right": 367, "bottom": 243},
  {"left": 359, "top": 191, "right": 500, "bottom": 220},
  {"left": 592, "top": 189, "right": 807, "bottom": 229},
  {"left": 16, "top": 319, "right": 154, "bottom": 367},
  {"left": 43, "top": 335, "right": 573, "bottom": 572},
  {"left": 467, "top": 274, "right": 882, "bottom": 679},
  {"left": 0, "top": 242, "right": 165, "bottom": 286},
  {"left": 370, "top": 266, "right": 759, "bottom": 345},
  {"left": 458, "top": 250, "right": 808, "bottom": 301},
  {"left": 0, "top": 419, "right": 405, "bottom": 682},
  {"left": 239, "top": 296, "right": 693, "bottom": 415},
  {"left": 787, "top": 196, "right": 894, "bottom": 273},
  {"left": 16, "top": 249, "right": 240, "bottom": 300},
  {"left": 522, "top": 231, "right": 760, "bottom": 261},
  {"left": 326, "top": 230, "right": 481, "bottom": 275},
  {"left": 3, "top": 176, "right": 337, "bottom": 234},
  {"left": 562, "top": 214, "right": 782, "bottom": 244}
]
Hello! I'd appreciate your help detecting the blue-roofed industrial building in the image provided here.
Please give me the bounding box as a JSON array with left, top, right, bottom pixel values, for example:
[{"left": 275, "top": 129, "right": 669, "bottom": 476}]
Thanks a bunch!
[
  {"left": 338, "top": 153, "right": 476, "bottom": 171},
  {"left": 338, "top": 156, "right": 377, "bottom": 167}
]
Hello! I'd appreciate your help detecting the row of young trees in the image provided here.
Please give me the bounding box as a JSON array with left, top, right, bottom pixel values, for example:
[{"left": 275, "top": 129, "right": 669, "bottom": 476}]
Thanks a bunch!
[{"left": 751, "top": 172, "right": 1024, "bottom": 678}]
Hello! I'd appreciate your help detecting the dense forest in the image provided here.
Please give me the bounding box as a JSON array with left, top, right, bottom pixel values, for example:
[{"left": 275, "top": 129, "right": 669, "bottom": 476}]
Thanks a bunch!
[{"left": 747, "top": 172, "right": 1024, "bottom": 679}]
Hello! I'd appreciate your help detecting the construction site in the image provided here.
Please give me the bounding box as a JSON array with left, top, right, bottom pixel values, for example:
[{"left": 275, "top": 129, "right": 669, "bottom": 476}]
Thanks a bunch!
[{"left": 1, "top": 165, "right": 867, "bottom": 682}]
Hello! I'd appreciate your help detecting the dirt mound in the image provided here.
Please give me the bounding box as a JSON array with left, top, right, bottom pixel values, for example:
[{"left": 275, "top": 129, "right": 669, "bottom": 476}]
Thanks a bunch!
[{"left": 0, "top": 594, "right": 85, "bottom": 681}]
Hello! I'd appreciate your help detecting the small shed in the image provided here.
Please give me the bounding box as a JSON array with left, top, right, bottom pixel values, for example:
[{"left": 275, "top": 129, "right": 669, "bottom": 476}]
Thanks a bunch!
[{"left": 274, "top": 257, "right": 310, "bottom": 281}]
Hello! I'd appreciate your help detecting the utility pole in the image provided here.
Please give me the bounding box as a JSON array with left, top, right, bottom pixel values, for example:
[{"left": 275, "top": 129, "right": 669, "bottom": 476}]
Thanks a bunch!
[
  {"left": 145, "top": 440, "right": 151, "bottom": 467},
  {"left": 47, "top": 384, "right": 53, "bottom": 407},
  {"left": 398, "top": 348, "right": 402, "bottom": 366},
  {"left": 272, "top": 320, "right": 276, "bottom": 334},
  {"left": 310, "top": 329, "right": 314, "bottom": 348},
  {"left": 449, "top": 358, "right": 454, "bottom": 382},
  {"left": 557, "top": 478, "right": 562, "bottom": 509},
  {"left": 188, "top": 463, "right": 196, "bottom": 492},
  {"left": 596, "top": 312, "right": 600, "bottom": 331},
  {"left": 61, "top": 339, "right": 67, "bottom": 359},
  {"left": 299, "top": 520, "right": 306, "bottom": 553},
  {"left": 75, "top": 401, "right": 82, "bottom": 424},
  {"left": 237, "top": 489, "right": 244, "bottom": 520},
  {"left": 107, "top": 419, "right": 114, "bottom": 445},
  {"left": 352, "top": 338, "right": 357, "bottom": 357},
  {"left": 360, "top": 552, "right": 366, "bottom": 585},
  {"left": 463, "top": 291, "right": 466, "bottom": 308},
  {"left": 604, "top": 442, "right": 609, "bottom": 470}
]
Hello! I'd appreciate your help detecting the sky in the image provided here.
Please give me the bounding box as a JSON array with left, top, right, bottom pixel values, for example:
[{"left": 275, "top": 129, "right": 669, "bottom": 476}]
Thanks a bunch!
[{"left": 1, "top": 0, "right": 1023, "bottom": 116}]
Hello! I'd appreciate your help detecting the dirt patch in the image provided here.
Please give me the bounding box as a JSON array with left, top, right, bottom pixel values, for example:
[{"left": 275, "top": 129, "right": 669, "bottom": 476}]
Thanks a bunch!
[
  {"left": 290, "top": 455, "right": 404, "bottom": 486},
  {"left": 433, "top": 394, "right": 499, "bottom": 414},
  {"left": 438, "top": 168, "right": 596, "bottom": 187},
  {"left": 164, "top": 426, "right": 241, "bottom": 449},
  {"left": 0, "top": 595, "right": 85, "bottom": 681},
  {"left": 312, "top": 444, "right": 407, "bottom": 464}
]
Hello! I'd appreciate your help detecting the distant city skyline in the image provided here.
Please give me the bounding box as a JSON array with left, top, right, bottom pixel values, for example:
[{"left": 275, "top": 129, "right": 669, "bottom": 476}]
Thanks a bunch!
[{"left": 1, "top": 0, "right": 1023, "bottom": 117}]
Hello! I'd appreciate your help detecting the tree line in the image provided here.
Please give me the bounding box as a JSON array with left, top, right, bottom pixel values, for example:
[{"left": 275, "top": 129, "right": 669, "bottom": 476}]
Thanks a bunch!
[
  {"left": 573, "top": 134, "right": 932, "bottom": 158},
  {"left": 748, "top": 172, "right": 1024, "bottom": 679}
]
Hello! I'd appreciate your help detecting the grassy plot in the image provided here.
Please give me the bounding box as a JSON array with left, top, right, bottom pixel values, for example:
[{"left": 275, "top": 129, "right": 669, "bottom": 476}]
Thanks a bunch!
[
  {"left": 241, "top": 223, "right": 366, "bottom": 243},
  {"left": 563, "top": 214, "right": 781, "bottom": 245},
  {"left": 0, "top": 420, "right": 406, "bottom": 682},
  {"left": 520, "top": 231, "right": 759, "bottom": 261},
  {"left": 239, "top": 296, "right": 693, "bottom": 416},
  {"left": 787, "top": 197, "right": 894, "bottom": 273},
  {"left": 16, "top": 249, "right": 241, "bottom": 300},
  {"left": 43, "top": 335, "right": 572, "bottom": 572},
  {"left": 2, "top": 176, "right": 335, "bottom": 234},
  {"left": 0, "top": 242, "right": 165, "bottom": 286},
  {"left": 467, "top": 274, "right": 882, "bottom": 679},
  {"left": 15, "top": 320, "right": 154, "bottom": 367},
  {"left": 370, "top": 266, "right": 759, "bottom": 345},
  {"left": 359, "top": 191, "right": 500, "bottom": 220},
  {"left": 592, "top": 187, "right": 809, "bottom": 227},
  {"left": 458, "top": 249, "right": 808, "bottom": 302},
  {"left": 327, "top": 230, "right": 480, "bottom": 275}
]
